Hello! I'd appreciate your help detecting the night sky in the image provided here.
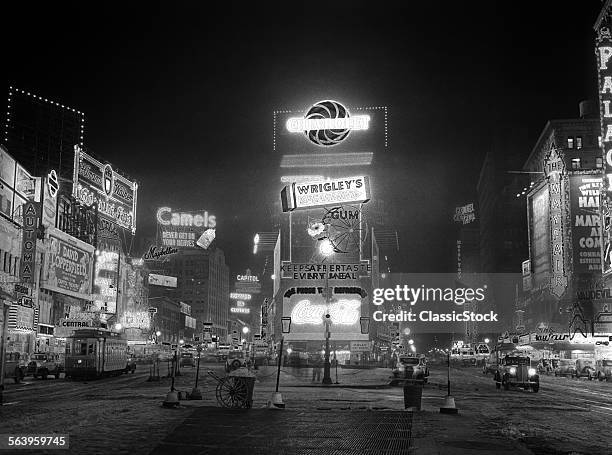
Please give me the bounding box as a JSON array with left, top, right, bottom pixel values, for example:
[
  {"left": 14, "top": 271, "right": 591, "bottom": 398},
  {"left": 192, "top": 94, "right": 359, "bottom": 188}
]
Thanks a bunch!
[{"left": 2, "top": 1, "right": 604, "bottom": 275}]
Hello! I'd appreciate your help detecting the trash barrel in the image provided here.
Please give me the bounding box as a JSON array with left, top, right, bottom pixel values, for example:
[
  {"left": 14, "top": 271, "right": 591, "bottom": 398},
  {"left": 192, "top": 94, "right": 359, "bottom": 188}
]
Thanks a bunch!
[
  {"left": 241, "top": 376, "right": 256, "bottom": 408},
  {"left": 403, "top": 379, "right": 423, "bottom": 410},
  {"left": 229, "top": 368, "right": 256, "bottom": 409}
]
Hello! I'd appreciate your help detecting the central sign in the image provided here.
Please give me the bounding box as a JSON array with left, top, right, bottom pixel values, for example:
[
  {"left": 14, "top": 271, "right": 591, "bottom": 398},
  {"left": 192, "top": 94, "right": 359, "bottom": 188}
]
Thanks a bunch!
[{"left": 285, "top": 100, "right": 370, "bottom": 147}]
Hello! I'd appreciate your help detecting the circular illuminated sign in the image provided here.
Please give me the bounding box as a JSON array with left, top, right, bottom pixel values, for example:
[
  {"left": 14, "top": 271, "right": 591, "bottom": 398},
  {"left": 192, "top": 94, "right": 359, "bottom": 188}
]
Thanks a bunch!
[
  {"left": 285, "top": 100, "right": 370, "bottom": 147},
  {"left": 304, "top": 100, "right": 350, "bottom": 147}
]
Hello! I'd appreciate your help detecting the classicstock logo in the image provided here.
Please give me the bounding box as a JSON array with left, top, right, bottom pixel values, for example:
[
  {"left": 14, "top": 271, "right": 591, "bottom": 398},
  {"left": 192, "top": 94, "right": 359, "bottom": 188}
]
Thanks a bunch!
[{"left": 286, "top": 100, "right": 370, "bottom": 147}]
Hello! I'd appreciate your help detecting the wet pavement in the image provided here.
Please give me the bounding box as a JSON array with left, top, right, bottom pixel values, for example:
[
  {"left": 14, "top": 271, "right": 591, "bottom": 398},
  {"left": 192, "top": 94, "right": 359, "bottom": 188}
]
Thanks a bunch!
[{"left": 150, "top": 408, "right": 414, "bottom": 455}]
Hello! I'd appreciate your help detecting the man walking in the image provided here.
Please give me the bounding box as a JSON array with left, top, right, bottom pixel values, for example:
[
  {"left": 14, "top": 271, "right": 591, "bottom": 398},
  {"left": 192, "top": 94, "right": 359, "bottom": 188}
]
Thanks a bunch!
[{"left": 312, "top": 355, "right": 322, "bottom": 382}]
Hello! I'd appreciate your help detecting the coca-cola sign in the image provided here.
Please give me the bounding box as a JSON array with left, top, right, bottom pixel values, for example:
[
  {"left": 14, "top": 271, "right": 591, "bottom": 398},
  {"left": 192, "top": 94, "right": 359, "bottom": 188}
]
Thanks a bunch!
[{"left": 282, "top": 287, "right": 368, "bottom": 342}]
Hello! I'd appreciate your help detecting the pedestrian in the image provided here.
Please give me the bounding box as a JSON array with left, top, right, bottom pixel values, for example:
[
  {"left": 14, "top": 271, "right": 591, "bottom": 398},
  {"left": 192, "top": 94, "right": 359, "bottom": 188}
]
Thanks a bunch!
[{"left": 312, "top": 356, "right": 322, "bottom": 382}]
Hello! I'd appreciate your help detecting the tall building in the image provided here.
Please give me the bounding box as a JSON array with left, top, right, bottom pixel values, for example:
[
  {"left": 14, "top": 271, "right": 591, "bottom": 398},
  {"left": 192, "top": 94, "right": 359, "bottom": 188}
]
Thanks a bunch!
[
  {"left": 476, "top": 136, "right": 530, "bottom": 332},
  {"left": 4, "top": 87, "right": 85, "bottom": 180},
  {"left": 522, "top": 101, "right": 601, "bottom": 337},
  {"left": 151, "top": 248, "right": 229, "bottom": 339}
]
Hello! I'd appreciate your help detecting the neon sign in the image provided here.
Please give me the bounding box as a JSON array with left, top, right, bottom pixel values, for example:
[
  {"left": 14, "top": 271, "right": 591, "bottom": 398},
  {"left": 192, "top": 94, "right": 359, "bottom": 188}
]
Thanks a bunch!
[
  {"left": 230, "top": 307, "right": 251, "bottom": 314},
  {"left": 237, "top": 275, "right": 259, "bottom": 282},
  {"left": 230, "top": 292, "right": 252, "bottom": 300},
  {"left": 596, "top": 17, "right": 612, "bottom": 274},
  {"left": 285, "top": 100, "right": 370, "bottom": 147},
  {"left": 93, "top": 250, "right": 119, "bottom": 313},
  {"left": 156, "top": 207, "right": 216, "bottom": 228},
  {"left": 281, "top": 176, "right": 370, "bottom": 212},
  {"left": 291, "top": 299, "right": 360, "bottom": 325},
  {"left": 73, "top": 146, "right": 138, "bottom": 234}
]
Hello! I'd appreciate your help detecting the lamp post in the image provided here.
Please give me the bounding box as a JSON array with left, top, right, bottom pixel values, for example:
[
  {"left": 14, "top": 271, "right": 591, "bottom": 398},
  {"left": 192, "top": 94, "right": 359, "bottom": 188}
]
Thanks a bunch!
[
  {"left": 269, "top": 316, "right": 291, "bottom": 409},
  {"left": 0, "top": 300, "right": 12, "bottom": 406},
  {"left": 360, "top": 317, "right": 370, "bottom": 367},
  {"left": 176, "top": 339, "right": 184, "bottom": 376},
  {"left": 319, "top": 238, "right": 334, "bottom": 385},
  {"left": 190, "top": 344, "right": 203, "bottom": 400}
]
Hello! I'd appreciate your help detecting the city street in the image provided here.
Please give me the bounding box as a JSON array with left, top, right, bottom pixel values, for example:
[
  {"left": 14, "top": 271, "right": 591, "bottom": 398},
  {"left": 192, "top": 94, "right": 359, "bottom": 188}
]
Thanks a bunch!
[
  {"left": 1, "top": 362, "right": 612, "bottom": 454},
  {"left": 4, "top": 2, "right": 612, "bottom": 454}
]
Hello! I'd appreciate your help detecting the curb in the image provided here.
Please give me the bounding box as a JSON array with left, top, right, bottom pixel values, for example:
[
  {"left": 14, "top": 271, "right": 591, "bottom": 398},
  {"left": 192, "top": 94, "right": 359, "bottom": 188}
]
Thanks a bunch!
[{"left": 284, "top": 383, "right": 392, "bottom": 389}]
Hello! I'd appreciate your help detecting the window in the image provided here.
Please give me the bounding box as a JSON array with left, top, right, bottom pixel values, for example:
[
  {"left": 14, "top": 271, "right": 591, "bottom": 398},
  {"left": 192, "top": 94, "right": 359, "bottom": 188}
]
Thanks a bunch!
[
  {"left": 576, "top": 136, "right": 583, "bottom": 149},
  {"left": 567, "top": 137, "right": 574, "bottom": 148},
  {"left": 571, "top": 158, "right": 581, "bottom": 169},
  {"left": 597, "top": 157, "right": 604, "bottom": 168}
]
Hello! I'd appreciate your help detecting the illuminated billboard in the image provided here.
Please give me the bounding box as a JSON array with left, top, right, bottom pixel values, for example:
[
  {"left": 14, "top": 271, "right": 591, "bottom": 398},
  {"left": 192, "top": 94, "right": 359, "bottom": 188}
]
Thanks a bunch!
[
  {"left": 570, "top": 175, "right": 602, "bottom": 273},
  {"left": 528, "top": 185, "right": 551, "bottom": 289},
  {"left": 282, "top": 287, "right": 368, "bottom": 341},
  {"left": 42, "top": 227, "right": 95, "bottom": 301},
  {"left": 156, "top": 207, "right": 216, "bottom": 248},
  {"left": 275, "top": 101, "right": 387, "bottom": 154},
  {"left": 93, "top": 250, "right": 119, "bottom": 314},
  {"left": 281, "top": 176, "right": 370, "bottom": 212},
  {"left": 73, "top": 145, "right": 138, "bottom": 234},
  {"left": 148, "top": 273, "right": 178, "bottom": 288},
  {"left": 544, "top": 149, "right": 567, "bottom": 298},
  {"left": 0, "top": 145, "right": 41, "bottom": 225},
  {"left": 596, "top": 17, "right": 612, "bottom": 274}
]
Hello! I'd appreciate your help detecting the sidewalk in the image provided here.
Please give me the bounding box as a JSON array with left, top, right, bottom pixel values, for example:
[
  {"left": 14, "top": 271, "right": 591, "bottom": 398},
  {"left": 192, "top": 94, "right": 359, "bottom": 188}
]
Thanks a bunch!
[{"left": 254, "top": 365, "right": 392, "bottom": 388}]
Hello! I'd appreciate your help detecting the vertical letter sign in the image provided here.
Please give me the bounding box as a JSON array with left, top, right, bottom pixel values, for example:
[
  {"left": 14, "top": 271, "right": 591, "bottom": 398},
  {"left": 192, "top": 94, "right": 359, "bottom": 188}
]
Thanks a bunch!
[
  {"left": 596, "top": 7, "right": 612, "bottom": 275},
  {"left": 20, "top": 201, "right": 40, "bottom": 283}
]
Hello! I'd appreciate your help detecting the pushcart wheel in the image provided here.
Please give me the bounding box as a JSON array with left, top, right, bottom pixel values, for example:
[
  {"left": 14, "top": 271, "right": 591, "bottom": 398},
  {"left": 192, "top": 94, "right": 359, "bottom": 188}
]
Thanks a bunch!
[{"left": 216, "top": 377, "right": 249, "bottom": 408}]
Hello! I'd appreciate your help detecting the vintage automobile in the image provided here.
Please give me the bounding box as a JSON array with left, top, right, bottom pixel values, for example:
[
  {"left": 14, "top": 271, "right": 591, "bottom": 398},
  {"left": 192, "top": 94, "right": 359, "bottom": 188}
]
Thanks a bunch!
[
  {"left": 26, "top": 352, "right": 64, "bottom": 379},
  {"left": 225, "top": 351, "right": 249, "bottom": 372},
  {"left": 179, "top": 352, "right": 195, "bottom": 367},
  {"left": 595, "top": 359, "right": 612, "bottom": 381},
  {"left": 3, "top": 352, "right": 28, "bottom": 383},
  {"left": 494, "top": 355, "right": 539, "bottom": 392},
  {"left": 390, "top": 355, "right": 429, "bottom": 385},
  {"left": 575, "top": 358, "right": 597, "bottom": 380},
  {"left": 554, "top": 358, "right": 577, "bottom": 378},
  {"left": 482, "top": 353, "right": 499, "bottom": 375}
]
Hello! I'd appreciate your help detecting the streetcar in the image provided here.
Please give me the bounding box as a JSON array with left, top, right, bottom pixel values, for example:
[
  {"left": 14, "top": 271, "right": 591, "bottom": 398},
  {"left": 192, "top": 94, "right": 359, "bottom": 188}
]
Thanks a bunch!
[{"left": 64, "top": 329, "right": 132, "bottom": 379}]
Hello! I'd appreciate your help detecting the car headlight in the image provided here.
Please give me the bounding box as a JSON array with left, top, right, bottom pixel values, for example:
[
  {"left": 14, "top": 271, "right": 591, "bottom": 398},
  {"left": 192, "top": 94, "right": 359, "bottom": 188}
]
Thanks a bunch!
[
  {"left": 509, "top": 367, "right": 516, "bottom": 375},
  {"left": 528, "top": 368, "right": 537, "bottom": 376}
]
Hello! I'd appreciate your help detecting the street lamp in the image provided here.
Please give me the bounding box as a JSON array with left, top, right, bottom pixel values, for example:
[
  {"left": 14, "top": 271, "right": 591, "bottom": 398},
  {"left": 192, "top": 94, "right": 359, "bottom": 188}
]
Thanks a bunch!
[
  {"left": 360, "top": 317, "right": 370, "bottom": 334},
  {"left": 319, "top": 238, "right": 335, "bottom": 257},
  {"left": 408, "top": 339, "right": 414, "bottom": 345},
  {"left": 270, "top": 316, "right": 291, "bottom": 409}
]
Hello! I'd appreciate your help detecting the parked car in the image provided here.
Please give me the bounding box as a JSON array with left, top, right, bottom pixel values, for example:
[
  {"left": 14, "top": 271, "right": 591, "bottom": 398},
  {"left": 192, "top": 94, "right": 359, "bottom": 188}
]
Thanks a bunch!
[
  {"left": 482, "top": 353, "right": 499, "bottom": 375},
  {"left": 3, "top": 352, "right": 28, "bottom": 383},
  {"left": 595, "top": 359, "right": 612, "bottom": 381},
  {"left": 26, "top": 352, "right": 64, "bottom": 379},
  {"left": 575, "top": 358, "right": 597, "bottom": 380},
  {"left": 180, "top": 352, "right": 195, "bottom": 367},
  {"left": 390, "top": 355, "right": 429, "bottom": 385},
  {"left": 554, "top": 359, "right": 577, "bottom": 378},
  {"left": 494, "top": 355, "right": 539, "bottom": 392},
  {"left": 225, "top": 351, "right": 249, "bottom": 372}
]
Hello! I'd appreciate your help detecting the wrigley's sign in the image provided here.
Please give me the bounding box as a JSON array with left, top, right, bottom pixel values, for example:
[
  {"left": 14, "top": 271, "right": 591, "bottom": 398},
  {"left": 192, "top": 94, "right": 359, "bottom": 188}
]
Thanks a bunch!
[{"left": 281, "top": 176, "right": 370, "bottom": 212}]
